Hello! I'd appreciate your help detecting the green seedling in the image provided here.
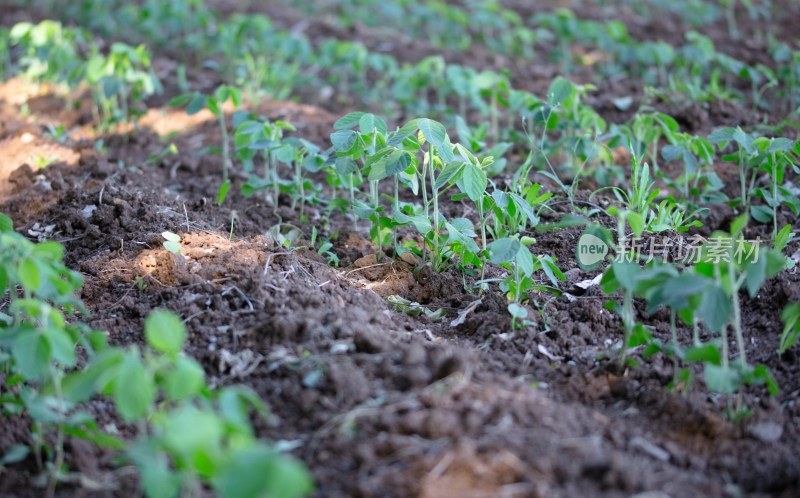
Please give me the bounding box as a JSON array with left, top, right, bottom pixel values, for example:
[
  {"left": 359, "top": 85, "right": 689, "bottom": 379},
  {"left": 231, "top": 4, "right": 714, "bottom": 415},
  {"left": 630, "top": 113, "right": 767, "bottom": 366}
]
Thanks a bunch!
[
  {"left": 385, "top": 295, "right": 445, "bottom": 321},
  {"left": 237, "top": 117, "right": 296, "bottom": 206},
  {"left": 780, "top": 303, "right": 800, "bottom": 355},
  {"left": 611, "top": 137, "right": 660, "bottom": 223},
  {"left": 488, "top": 236, "right": 565, "bottom": 329},
  {"left": 85, "top": 42, "right": 161, "bottom": 129},
  {"left": 170, "top": 85, "right": 242, "bottom": 204},
  {"left": 43, "top": 124, "right": 74, "bottom": 143},
  {"left": 30, "top": 155, "right": 58, "bottom": 169},
  {"left": 600, "top": 207, "right": 646, "bottom": 369},
  {"left": 747, "top": 136, "right": 799, "bottom": 241},
  {"left": 162, "top": 231, "right": 181, "bottom": 254},
  {"left": 0, "top": 214, "right": 118, "bottom": 495},
  {"left": 310, "top": 227, "right": 339, "bottom": 266}
]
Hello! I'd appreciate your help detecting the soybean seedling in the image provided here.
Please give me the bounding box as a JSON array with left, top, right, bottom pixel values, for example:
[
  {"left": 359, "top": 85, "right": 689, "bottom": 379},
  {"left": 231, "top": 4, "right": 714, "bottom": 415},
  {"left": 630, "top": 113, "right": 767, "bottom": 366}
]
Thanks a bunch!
[{"left": 169, "top": 85, "right": 242, "bottom": 204}]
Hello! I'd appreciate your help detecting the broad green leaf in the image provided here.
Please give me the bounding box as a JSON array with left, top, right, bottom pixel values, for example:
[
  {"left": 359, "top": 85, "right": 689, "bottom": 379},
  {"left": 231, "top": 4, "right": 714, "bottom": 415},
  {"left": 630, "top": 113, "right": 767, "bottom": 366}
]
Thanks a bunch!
[
  {"left": 334, "top": 112, "right": 365, "bottom": 129},
  {"left": 113, "top": 354, "right": 155, "bottom": 421},
  {"left": 707, "top": 127, "right": 735, "bottom": 144},
  {"left": 770, "top": 137, "right": 795, "bottom": 153},
  {"left": 13, "top": 332, "right": 50, "bottom": 380},
  {"left": 547, "top": 77, "right": 574, "bottom": 107},
  {"left": 417, "top": 118, "right": 447, "bottom": 151},
  {"left": 164, "top": 356, "right": 205, "bottom": 401},
  {"left": 460, "top": 163, "right": 487, "bottom": 201},
  {"left": 162, "top": 405, "right": 223, "bottom": 456},
  {"left": 44, "top": 326, "right": 76, "bottom": 367},
  {"left": 0, "top": 444, "right": 29, "bottom": 465},
  {"left": 507, "top": 302, "right": 528, "bottom": 319},
  {"left": 488, "top": 238, "right": 521, "bottom": 264},
  {"left": 684, "top": 344, "right": 721, "bottom": 364},
  {"left": 387, "top": 118, "right": 419, "bottom": 147},
  {"left": 213, "top": 446, "right": 314, "bottom": 498},
  {"left": 730, "top": 213, "right": 749, "bottom": 236},
  {"left": 32, "top": 241, "right": 64, "bottom": 261},
  {"left": 359, "top": 113, "right": 387, "bottom": 135},
  {"left": 186, "top": 93, "right": 207, "bottom": 115},
  {"left": 704, "top": 364, "right": 738, "bottom": 393},
  {"left": 661, "top": 145, "right": 684, "bottom": 163},
  {"left": 334, "top": 157, "right": 358, "bottom": 176},
  {"left": 18, "top": 259, "right": 41, "bottom": 291},
  {"left": 144, "top": 309, "right": 186, "bottom": 354},
  {"left": 611, "top": 260, "right": 640, "bottom": 291},
  {"left": 697, "top": 286, "right": 730, "bottom": 332},
  {"left": 434, "top": 162, "right": 464, "bottom": 189},
  {"left": 330, "top": 130, "right": 358, "bottom": 153},
  {"left": 0, "top": 213, "right": 12, "bottom": 232}
]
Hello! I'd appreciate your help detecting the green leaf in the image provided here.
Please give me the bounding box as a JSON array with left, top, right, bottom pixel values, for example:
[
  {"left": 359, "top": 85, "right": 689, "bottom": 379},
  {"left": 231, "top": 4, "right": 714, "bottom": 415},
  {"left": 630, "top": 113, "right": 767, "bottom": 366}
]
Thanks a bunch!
[
  {"left": 359, "top": 113, "right": 387, "bottom": 135},
  {"left": 0, "top": 213, "right": 12, "bottom": 232},
  {"left": 434, "top": 162, "right": 464, "bottom": 189},
  {"left": 488, "top": 238, "right": 521, "bottom": 264},
  {"left": 213, "top": 446, "right": 314, "bottom": 498},
  {"left": 18, "top": 259, "right": 40, "bottom": 291},
  {"left": 186, "top": 93, "right": 207, "bottom": 115},
  {"left": 661, "top": 145, "right": 684, "bottom": 163},
  {"left": 13, "top": 332, "right": 50, "bottom": 380},
  {"left": 547, "top": 77, "right": 574, "bottom": 107},
  {"left": 507, "top": 302, "right": 528, "bottom": 319},
  {"left": 164, "top": 356, "right": 205, "bottom": 401},
  {"left": 129, "top": 445, "right": 182, "bottom": 498},
  {"left": 144, "top": 309, "right": 186, "bottom": 354},
  {"left": 417, "top": 118, "right": 447, "bottom": 151},
  {"left": 334, "top": 157, "right": 358, "bottom": 176},
  {"left": 162, "top": 405, "right": 223, "bottom": 457},
  {"left": 775, "top": 224, "right": 791, "bottom": 252},
  {"left": 334, "top": 112, "right": 365, "bottom": 129},
  {"left": 698, "top": 286, "right": 730, "bottom": 332},
  {"left": 113, "top": 354, "right": 155, "bottom": 421},
  {"left": 704, "top": 364, "right": 739, "bottom": 393},
  {"left": 217, "top": 179, "right": 231, "bottom": 206},
  {"left": 44, "top": 326, "right": 76, "bottom": 367},
  {"left": 745, "top": 255, "right": 767, "bottom": 297},
  {"left": 750, "top": 205, "right": 772, "bottom": 223},
  {"left": 730, "top": 213, "right": 749, "bottom": 236},
  {"left": 460, "top": 163, "right": 487, "bottom": 202},
  {"left": 769, "top": 137, "right": 795, "bottom": 153},
  {"left": 330, "top": 130, "right": 358, "bottom": 153},
  {"left": 0, "top": 444, "right": 29, "bottom": 465},
  {"left": 626, "top": 211, "right": 644, "bottom": 238},
  {"left": 707, "top": 127, "right": 735, "bottom": 144},
  {"left": 32, "top": 241, "right": 64, "bottom": 261},
  {"left": 684, "top": 344, "right": 720, "bottom": 364},
  {"left": 611, "top": 260, "right": 640, "bottom": 291}
]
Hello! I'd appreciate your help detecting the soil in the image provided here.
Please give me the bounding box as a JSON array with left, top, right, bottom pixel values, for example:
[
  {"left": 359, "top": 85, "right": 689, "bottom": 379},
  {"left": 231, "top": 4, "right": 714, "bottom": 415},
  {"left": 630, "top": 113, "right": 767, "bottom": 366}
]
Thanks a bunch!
[{"left": 2, "top": 1, "right": 800, "bottom": 497}]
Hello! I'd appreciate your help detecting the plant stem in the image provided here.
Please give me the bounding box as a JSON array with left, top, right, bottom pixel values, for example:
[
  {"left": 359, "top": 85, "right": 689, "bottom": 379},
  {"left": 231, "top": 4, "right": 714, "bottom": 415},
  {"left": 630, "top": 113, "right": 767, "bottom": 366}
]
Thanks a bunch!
[
  {"left": 771, "top": 151, "right": 778, "bottom": 240},
  {"left": 729, "top": 259, "right": 747, "bottom": 367},
  {"left": 393, "top": 176, "right": 399, "bottom": 254},
  {"left": 349, "top": 173, "right": 357, "bottom": 232},
  {"left": 372, "top": 179, "right": 381, "bottom": 261},
  {"left": 218, "top": 110, "right": 230, "bottom": 182},
  {"left": 421, "top": 152, "right": 429, "bottom": 265},
  {"left": 429, "top": 145, "right": 440, "bottom": 270}
]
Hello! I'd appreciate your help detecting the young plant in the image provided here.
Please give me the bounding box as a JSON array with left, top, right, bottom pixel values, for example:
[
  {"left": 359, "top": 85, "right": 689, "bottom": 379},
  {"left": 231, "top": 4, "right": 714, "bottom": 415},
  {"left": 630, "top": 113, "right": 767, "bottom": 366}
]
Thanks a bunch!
[
  {"left": 780, "top": 303, "right": 800, "bottom": 355},
  {"left": 236, "top": 118, "right": 296, "bottom": 206},
  {"left": 488, "top": 237, "right": 565, "bottom": 329},
  {"left": 169, "top": 86, "right": 243, "bottom": 204}
]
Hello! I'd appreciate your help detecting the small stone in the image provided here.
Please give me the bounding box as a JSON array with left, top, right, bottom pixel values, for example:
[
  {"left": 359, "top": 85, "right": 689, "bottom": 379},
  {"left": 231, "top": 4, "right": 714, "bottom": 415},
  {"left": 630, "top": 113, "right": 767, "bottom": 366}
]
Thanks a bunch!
[
  {"left": 629, "top": 436, "right": 670, "bottom": 462},
  {"left": 400, "top": 251, "right": 419, "bottom": 266},
  {"left": 748, "top": 421, "right": 783, "bottom": 443}
]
